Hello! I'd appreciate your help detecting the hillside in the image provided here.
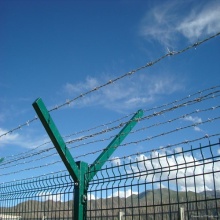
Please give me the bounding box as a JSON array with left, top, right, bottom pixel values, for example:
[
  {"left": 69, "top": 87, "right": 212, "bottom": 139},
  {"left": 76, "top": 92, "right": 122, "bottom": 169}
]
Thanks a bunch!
[{"left": 1, "top": 188, "right": 219, "bottom": 219}]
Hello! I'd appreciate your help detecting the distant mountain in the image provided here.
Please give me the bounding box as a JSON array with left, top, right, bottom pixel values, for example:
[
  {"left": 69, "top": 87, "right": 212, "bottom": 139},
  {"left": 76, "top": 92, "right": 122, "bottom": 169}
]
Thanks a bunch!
[
  {"left": 198, "top": 190, "right": 220, "bottom": 198},
  {"left": 1, "top": 188, "right": 219, "bottom": 219},
  {"left": 129, "top": 188, "right": 205, "bottom": 203}
]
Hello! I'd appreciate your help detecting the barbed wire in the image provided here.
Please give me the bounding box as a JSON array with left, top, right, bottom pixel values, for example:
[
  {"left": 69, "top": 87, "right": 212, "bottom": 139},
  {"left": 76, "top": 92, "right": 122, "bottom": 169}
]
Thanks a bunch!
[
  {"left": 49, "top": 32, "right": 220, "bottom": 112},
  {"left": 0, "top": 85, "right": 216, "bottom": 165},
  {"left": 1, "top": 132, "right": 219, "bottom": 178},
  {"left": 1, "top": 134, "right": 219, "bottom": 182},
  {"left": 66, "top": 103, "right": 220, "bottom": 151},
  {"left": 1, "top": 113, "right": 219, "bottom": 176},
  {"left": 1, "top": 88, "right": 219, "bottom": 169},
  {"left": 109, "top": 135, "right": 220, "bottom": 164},
  {"left": 1, "top": 88, "right": 218, "bottom": 168},
  {"left": 66, "top": 90, "right": 220, "bottom": 145},
  {"left": 72, "top": 117, "right": 220, "bottom": 162},
  {"left": 63, "top": 85, "right": 220, "bottom": 140},
  {"left": 1, "top": 32, "right": 220, "bottom": 139}
]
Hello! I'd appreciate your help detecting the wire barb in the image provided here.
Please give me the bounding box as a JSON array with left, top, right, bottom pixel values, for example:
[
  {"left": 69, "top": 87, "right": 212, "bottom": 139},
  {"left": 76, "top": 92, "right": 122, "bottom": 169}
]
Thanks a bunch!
[{"left": 1, "top": 32, "right": 220, "bottom": 139}]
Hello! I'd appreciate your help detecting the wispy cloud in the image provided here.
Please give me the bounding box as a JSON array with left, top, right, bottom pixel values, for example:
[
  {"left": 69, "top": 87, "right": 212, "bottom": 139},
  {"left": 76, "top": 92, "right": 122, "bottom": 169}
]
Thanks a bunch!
[
  {"left": 182, "top": 116, "right": 203, "bottom": 132},
  {"left": 178, "top": 2, "right": 220, "bottom": 41},
  {"left": 111, "top": 156, "right": 121, "bottom": 166},
  {"left": 109, "top": 189, "right": 138, "bottom": 198},
  {"left": 64, "top": 73, "right": 184, "bottom": 112},
  {"left": 0, "top": 127, "right": 49, "bottom": 149},
  {"left": 140, "top": 1, "right": 220, "bottom": 47},
  {"left": 0, "top": 113, "right": 6, "bottom": 122},
  {"left": 140, "top": 1, "right": 180, "bottom": 47},
  {"left": 132, "top": 151, "right": 220, "bottom": 192},
  {"left": 183, "top": 116, "right": 202, "bottom": 124},
  {"left": 38, "top": 191, "right": 63, "bottom": 202},
  {"left": 0, "top": 128, "right": 19, "bottom": 146},
  {"left": 88, "top": 189, "right": 138, "bottom": 199},
  {"left": 193, "top": 126, "right": 202, "bottom": 132}
]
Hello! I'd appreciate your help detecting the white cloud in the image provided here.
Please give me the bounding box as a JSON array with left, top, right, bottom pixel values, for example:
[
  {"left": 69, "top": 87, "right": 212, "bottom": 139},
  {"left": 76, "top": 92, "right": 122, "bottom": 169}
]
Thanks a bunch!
[
  {"left": 140, "top": 1, "right": 220, "bottom": 46},
  {"left": 140, "top": 1, "right": 180, "bottom": 47},
  {"left": 193, "top": 126, "right": 202, "bottom": 132},
  {"left": 178, "top": 3, "right": 220, "bottom": 41},
  {"left": 183, "top": 116, "right": 202, "bottom": 124},
  {"left": 64, "top": 73, "right": 183, "bottom": 112},
  {"left": 182, "top": 116, "right": 202, "bottom": 132},
  {"left": 111, "top": 157, "right": 121, "bottom": 166},
  {"left": 174, "top": 147, "right": 183, "bottom": 153},
  {"left": 0, "top": 127, "right": 50, "bottom": 149},
  {"left": 0, "top": 128, "right": 19, "bottom": 146},
  {"left": 65, "top": 77, "right": 99, "bottom": 94},
  {"left": 38, "top": 191, "right": 63, "bottom": 202},
  {"left": 109, "top": 189, "right": 138, "bottom": 198},
  {"left": 131, "top": 151, "right": 220, "bottom": 193},
  {"left": 87, "top": 193, "right": 97, "bottom": 200}
]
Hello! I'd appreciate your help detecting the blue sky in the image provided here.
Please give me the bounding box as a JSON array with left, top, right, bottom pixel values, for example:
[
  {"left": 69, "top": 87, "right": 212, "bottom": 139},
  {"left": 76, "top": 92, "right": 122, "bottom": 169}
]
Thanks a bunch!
[{"left": 0, "top": 0, "right": 220, "bottom": 186}]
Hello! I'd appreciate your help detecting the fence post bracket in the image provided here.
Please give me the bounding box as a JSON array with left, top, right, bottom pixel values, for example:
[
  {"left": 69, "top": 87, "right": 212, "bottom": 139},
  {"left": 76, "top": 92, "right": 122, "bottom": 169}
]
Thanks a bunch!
[
  {"left": 32, "top": 98, "right": 80, "bottom": 182},
  {"left": 33, "top": 97, "right": 143, "bottom": 220}
]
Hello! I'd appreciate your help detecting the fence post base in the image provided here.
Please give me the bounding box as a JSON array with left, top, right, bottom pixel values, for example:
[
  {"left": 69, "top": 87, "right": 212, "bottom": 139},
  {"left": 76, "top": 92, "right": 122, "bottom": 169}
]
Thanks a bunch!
[
  {"left": 179, "top": 207, "right": 185, "bottom": 220},
  {"left": 74, "top": 161, "right": 89, "bottom": 220},
  {"left": 118, "top": 211, "right": 125, "bottom": 220}
]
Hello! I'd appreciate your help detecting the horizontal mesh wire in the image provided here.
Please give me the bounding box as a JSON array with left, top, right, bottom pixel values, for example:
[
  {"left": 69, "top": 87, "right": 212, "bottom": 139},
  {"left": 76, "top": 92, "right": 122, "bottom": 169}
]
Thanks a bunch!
[
  {"left": 87, "top": 139, "right": 220, "bottom": 220},
  {"left": 0, "top": 140, "right": 220, "bottom": 219},
  {"left": 0, "top": 173, "right": 74, "bottom": 219}
]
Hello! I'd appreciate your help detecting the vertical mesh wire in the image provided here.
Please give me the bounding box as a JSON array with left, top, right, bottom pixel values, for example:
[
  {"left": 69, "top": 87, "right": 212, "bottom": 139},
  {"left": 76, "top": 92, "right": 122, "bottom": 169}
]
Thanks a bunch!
[
  {"left": 0, "top": 173, "right": 74, "bottom": 219},
  {"left": 87, "top": 140, "right": 220, "bottom": 219},
  {"left": 0, "top": 140, "right": 219, "bottom": 219}
]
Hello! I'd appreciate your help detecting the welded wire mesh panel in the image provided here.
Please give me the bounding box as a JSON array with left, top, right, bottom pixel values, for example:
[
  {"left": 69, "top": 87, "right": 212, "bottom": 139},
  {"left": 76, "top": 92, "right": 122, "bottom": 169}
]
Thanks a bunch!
[
  {"left": 0, "top": 172, "right": 74, "bottom": 219},
  {"left": 87, "top": 139, "right": 220, "bottom": 220}
]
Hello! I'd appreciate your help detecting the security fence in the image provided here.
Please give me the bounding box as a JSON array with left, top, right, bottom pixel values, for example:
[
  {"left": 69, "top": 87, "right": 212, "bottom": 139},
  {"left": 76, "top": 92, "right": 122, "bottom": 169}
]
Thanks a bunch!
[
  {"left": 1, "top": 33, "right": 220, "bottom": 219},
  {"left": 0, "top": 139, "right": 220, "bottom": 219}
]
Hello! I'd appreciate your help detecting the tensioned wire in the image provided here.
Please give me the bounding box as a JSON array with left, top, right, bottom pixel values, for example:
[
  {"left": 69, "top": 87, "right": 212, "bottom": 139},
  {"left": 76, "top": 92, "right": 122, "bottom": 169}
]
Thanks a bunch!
[
  {"left": 0, "top": 87, "right": 219, "bottom": 166},
  {"left": 0, "top": 133, "right": 219, "bottom": 178},
  {"left": 1, "top": 107, "right": 219, "bottom": 171},
  {"left": 88, "top": 142, "right": 220, "bottom": 191},
  {"left": 0, "top": 92, "right": 219, "bottom": 176},
  {"left": 1, "top": 134, "right": 219, "bottom": 183},
  {"left": 66, "top": 90, "right": 220, "bottom": 145},
  {"left": 1, "top": 85, "right": 219, "bottom": 165},
  {"left": 1, "top": 32, "right": 220, "bottom": 139},
  {"left": 0, "top": 32, "right": 219, "bottom": 179},
  {"left": 0, "top": 88, "right": 219, "bottom": 169}
]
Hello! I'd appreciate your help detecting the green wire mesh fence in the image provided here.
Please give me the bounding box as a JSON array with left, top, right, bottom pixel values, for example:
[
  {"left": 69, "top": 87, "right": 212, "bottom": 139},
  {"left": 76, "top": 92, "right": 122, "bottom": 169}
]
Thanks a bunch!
[
  {"left": 1, "top": 139, "right": 219, "bottom": 219},
  {"left": 1, "top": 33, "right": 220, "bottom": 219},
  {"left": 87, "top": 139, "right": 220, "bottom": 220},
  {"left": 0, "top": 173, "right": 74, "bottom": 219}
]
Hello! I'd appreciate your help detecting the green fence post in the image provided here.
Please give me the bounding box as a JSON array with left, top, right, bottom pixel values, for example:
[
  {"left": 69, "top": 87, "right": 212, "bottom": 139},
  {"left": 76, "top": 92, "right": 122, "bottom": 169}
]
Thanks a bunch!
[
  {"left": 33, "top": 98, "right": 87, "bottom": 220},
  {"left": 74, "top": 161, "right": 89, "bottom": 220},
  {"left": 33, "top": 98, "right": 79, "bottom": 182},
  {"left": 33, "top": 98, "right": 143, "bottom": 220},
  {"left": 88, "top": 109, "right": 143, "bottom": 181}
]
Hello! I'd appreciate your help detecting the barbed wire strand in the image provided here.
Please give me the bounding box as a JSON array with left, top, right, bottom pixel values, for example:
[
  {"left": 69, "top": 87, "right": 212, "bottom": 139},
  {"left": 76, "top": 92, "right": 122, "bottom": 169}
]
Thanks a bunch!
[
  {"left": 1, "top": 88, "right": 219, "bottom": 167},
  {"left": 1, "top": 89, "right": 219, "bottom": 168},
  {"left": 66, "top": 90, "right": 220, "bottom": 144},
  {"left": 2, "top": 85, "right": 219, "bottom": 164},
  {"left": 72, "top": 117, "right": 220, "bottom": 163},
  {"left": 1, "top": 102, "right": 219, "bottom": 171},
  {"left": 0, "top": 114, "right": 219, "bottom": 177},
  {"left": 1, "top": 32, "right": 220, "bottom": 139},
  {"left": 1, "top": 134, "right": 219, "bottom": 184},
  {"left": 63, "top": 85, "right": 220, "bottom": 139}
]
